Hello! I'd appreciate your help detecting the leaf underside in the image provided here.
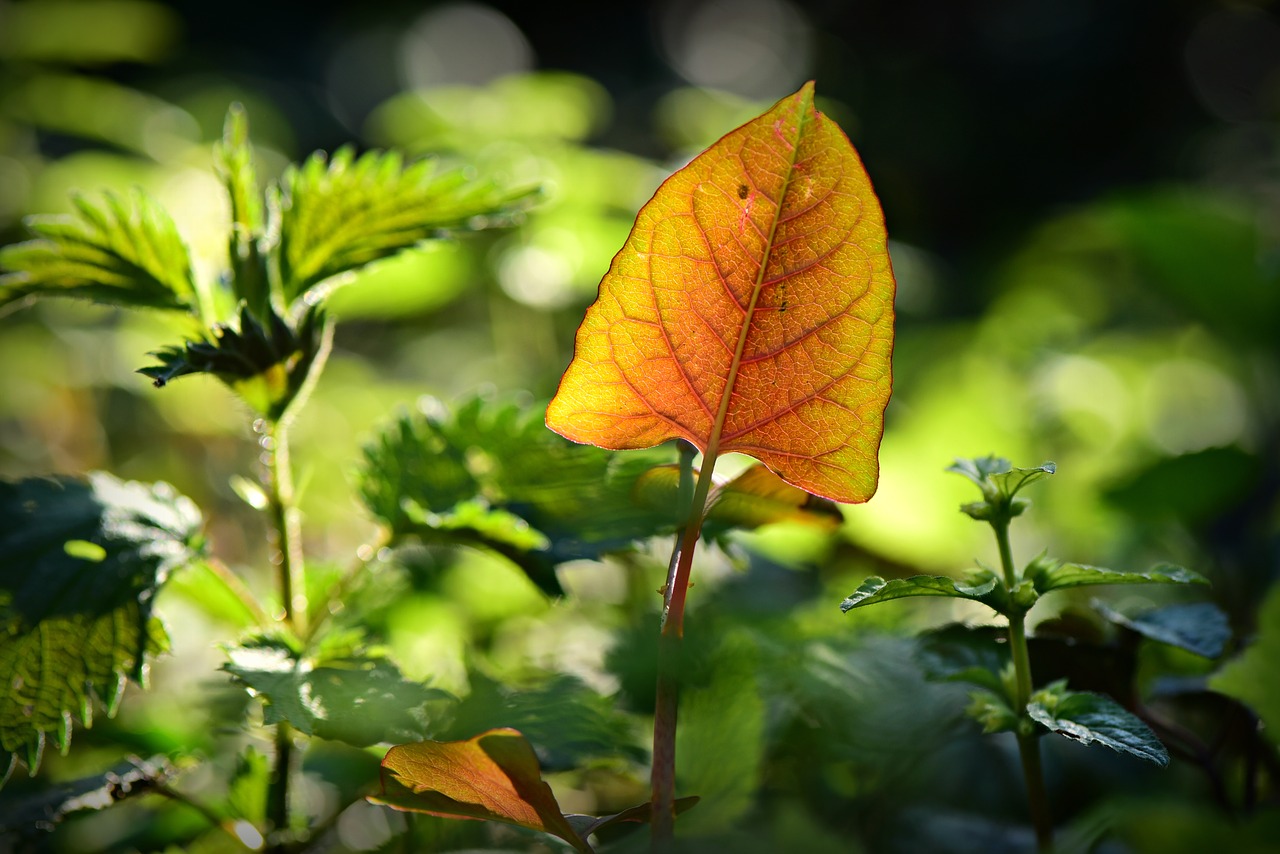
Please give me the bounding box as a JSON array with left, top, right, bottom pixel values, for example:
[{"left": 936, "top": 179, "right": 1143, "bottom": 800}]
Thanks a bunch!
[
  {"left": 0, "top": 473, "right": 204, "bottom": 780},
  {"left": 546, "top": 81, "right": 895, "bottom": 503}
]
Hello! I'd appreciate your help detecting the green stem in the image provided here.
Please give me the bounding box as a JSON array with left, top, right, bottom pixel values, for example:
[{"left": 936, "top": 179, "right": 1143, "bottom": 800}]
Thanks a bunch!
[
  {"left": 993, "top": 520, "right": 1052, "bottom": 851},
  {"left": 264, "top": 420, "right": 307, "bottom": 635},
  {"left": 651, "top": 444, "right": 720, "bottom": 849},
  {"left": 267, "top": 723, "right": 294, "bottom": 852}
]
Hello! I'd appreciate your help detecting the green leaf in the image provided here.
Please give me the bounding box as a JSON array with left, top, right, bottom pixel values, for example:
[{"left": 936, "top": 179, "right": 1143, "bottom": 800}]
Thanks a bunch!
[
  {"left": 223, "top": 638, "right": 450, "bottom": 747},
  {"left": 274, "top": 147, "right": 538, "bottom": 305},
  {"left": 359, "top": 395, "right": 674, "bottom": 595},
  {"left": 0, "top": 189, "right": 198, "bottom": 312},
  {"left": 214, "top": 104, "right": 271, "bottom": 319},
  {"left": 1026, "top": 558, "right": 1208, "bottom": 594},
  {"left": 840, "top": 568, "right": 1005, "bottom": 613},
  {"left": 1027, "top": 689, "right": 1168, "bottom": 766},
  {"left": 564, "top": 797, "right": 701, "bottom": 840},
  {"left": 139, "top": 303, "right": 331, "bottom": 421},
  {"left": 441, "top": 672, "right": 637, "bottom": 771},
  {"left": 0, "top": 473, "right": 204, "bottom": 780},
  {"left": 966, "top": 689, "right": 1019, "bottom": 734},
  {"left": 916, "top": 624, "right": 1012, "bottom": 695},
  {"left": 1210, "top": 582, "right": 1280, "bottom": 746},
  {"left": 371, "top": 727, "right": 592, "bottom": 853},
  {"left": 947, "top": 456, "right": 1055, "bottom": 522},
  {"left": 1095, "top": 601, "right": 1230, "bottom": 659}
]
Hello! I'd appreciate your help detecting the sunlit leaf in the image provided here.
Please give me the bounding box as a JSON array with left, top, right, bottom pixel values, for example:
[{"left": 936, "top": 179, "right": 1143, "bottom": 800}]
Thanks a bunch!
[
  {"left": 214, "top": 104, "right": 270, "bottom": 319},
  {"left": 1027, "top": 688, "right": 1168, "bottom": 766},
  {"left": 0, "top": 189, "right": 198, "bottom": 312},
  {"left": 223, "top": 638, "right": 449, "bottom": 747},
  {"left": 371, "top": 728, "right": 592, "bottom": 853},
  {"left": 359, "top": 396, "right": 673, "bottom": 595},
  {"left": 274, "top": 147, "right": 538, "bottom": 304},
  {"left": 1210, "top": 582, "right": 1280, "bottom": 747},
  {"left": 1095, "top": 601, "right": 1230, "bottom": 659},
  {"left": 1026, "top": 559, "right": 1207, "bottom": 594},
  {"left": 546, "top": 82, "right": 895, "bottom": 504},
  {"left": 840, "top": 569, "right": 1005, "bottom": 613},
  {"left": 0, "top": 473, "right": 204, "bottom": 780}
]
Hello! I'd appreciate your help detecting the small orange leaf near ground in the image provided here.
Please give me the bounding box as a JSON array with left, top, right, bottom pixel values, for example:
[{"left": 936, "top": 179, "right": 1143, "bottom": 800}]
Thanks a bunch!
[
  {"left": 371, "top": 727, "right": 592, "bottom": 853},
  {"left": 546, "top": 81, "right": 894, "bottom": 504}
]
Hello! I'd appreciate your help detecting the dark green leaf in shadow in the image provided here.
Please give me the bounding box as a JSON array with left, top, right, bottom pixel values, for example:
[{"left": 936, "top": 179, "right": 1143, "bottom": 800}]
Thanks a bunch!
[
  {"left": 223, "top": 638, "right": 450, "bottom": 747},
  {"left": 917, "top": 624, "right": 1012, "bottom": 695},
  {"left": 1103, "top": 446, "right": 1259, "bottom": 526},
  {"left": 1027, "top": 689, "right": 1168, "bottom": 766},
  {"left": 1095, "top": 601, "right": 1230, "bottom": 659},
  {"left": 139, "top": 303, "right": 331, "bottom": 421},
  {"left": 0, "top": 473, "right": 204, "bottom": 780},
  {"left": 565, "top": 796, "right": 701, "bottom": 840}
]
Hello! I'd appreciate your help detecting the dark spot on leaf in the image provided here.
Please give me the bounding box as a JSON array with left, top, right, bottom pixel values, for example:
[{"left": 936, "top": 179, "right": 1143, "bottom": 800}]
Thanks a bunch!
[{"left": 738, "top": 184, "right": 749, "bottom": 199}]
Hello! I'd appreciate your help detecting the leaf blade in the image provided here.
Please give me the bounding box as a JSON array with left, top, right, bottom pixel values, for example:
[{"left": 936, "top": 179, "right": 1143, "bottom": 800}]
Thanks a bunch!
[
  {"left": 840, "top": 571, "right": 1004, "bottom": 613},
  {"left": 546, "top": 82, "right": 894, "bottom": 503},
  {"left": 1027, "top": 690, "right": 1169, "bottom": 766}
]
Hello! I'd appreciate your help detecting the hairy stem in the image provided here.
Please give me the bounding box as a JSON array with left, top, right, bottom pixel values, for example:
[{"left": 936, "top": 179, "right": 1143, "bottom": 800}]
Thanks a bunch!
[
  {"left": 264, "top": 420, "right": 307, "bottom": 634},
  {"left": 651, "top": 443, "right": 719, "bottom": 848},
  {"left": 993, "top": 520, "right": 1052, "bottom": 851},
  {"left": 268, "top": 723, "right": 294, "bottom": 852}
]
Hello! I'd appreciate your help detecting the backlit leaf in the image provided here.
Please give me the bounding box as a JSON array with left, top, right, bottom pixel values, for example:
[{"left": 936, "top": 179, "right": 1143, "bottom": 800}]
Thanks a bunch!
[
  {"left": 274, "top": 147, "right": 538, "bottom": 305},
  {"left": 0, "top": 189, "right": 198, "bottom": 312},
  {"left": 223, "top": 638, "right": 449, "bottom": 747},
  {"left": 1026, "top": 559, "right": 1207, "bottom": 594},
  {"left": 371, "top": 728, "right": 592, "bottom": 853},
  {"left": 840, "top": 569, "right": 1006, "bottom": 613},
  {"left": 0, "top": 473, "right": 204, "bottom": 780},
  {"left": 546, "top": 82, "right": 894, "bottom": 503}
]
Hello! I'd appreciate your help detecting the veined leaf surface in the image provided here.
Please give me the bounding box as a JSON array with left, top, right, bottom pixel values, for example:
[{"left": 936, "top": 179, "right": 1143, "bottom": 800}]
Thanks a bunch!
[{"left": 546, "top": 82, "right": 894, "bottom": 503}]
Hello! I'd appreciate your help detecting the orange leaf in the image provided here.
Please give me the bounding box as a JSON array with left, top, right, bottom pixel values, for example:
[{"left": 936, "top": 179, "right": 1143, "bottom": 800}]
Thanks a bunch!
[
  {"left": 371, "top": 728, "right": 592, "bottom": 853},
  {"left": 546, "top": 82, "right": 894, "bottom": 503}
]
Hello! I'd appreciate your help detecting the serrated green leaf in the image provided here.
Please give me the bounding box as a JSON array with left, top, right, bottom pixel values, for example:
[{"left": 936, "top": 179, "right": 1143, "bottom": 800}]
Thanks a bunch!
[
  {"left": 274, "top": 147, "right": 538, "bottom": 305},
  {"left": 966, "top": 688, "right": 1019, "bottom": 734},
  {"left": 0, "top": 189, "right": 198, "bottom": 312},
  {"left": 359, "top": 395, "right": 674, "bottom": 595},
  {"left": 1095, "top": 601, "right": 1230, "bottom": 659},
  {"left": 1027, "top": 559, "right": 1207, "bottom": 594},
  {"left": 0, "top": 473, "right": 204, "bottom": 778},
  {"left": 223, "top": 638, "right": 450, "bottom": 747},
  {"left": 840, "top": 569, "right": 1005, "bottom": 613},
  {"left": 1210, "top": 582, "right": 1280, "bottom": 746},
  {"left": 214, "top": 104, "right": 270, "bottom": 319},
  {"left": 139, "top": 303, "right": 331, "bottom": 421},
  {"left": 1027, "top": 690, "right": 1168, "bottom": 766},
  {"left": 441, "top": 672, "right": 636, "bottom": 771}
]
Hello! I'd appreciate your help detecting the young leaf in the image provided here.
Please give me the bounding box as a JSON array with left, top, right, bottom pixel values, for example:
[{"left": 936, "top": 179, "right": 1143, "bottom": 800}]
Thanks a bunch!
[
  {"left": 1027, "top": 688, "right": 1169, "bottom": 766},
  {"left": 274, "top": 147, "right": 538, "bottom": 305},
  {"left": 223, "top": 638, "right": 450, "bottom": 747},
  {"left": 545, "top": 81, "right": 895, "bottom": 504},
  {"left": 359, "top": 396, "right": 675, "bottom": 595},
  {"left": 1094, "top": 601, "right": 1230, "bottom": 659},
  {"left": 1026, "top": 559, "right": 1207, "bottom": 595},
  {"left": 840, "top": 569, "right": 1005, "bottom": 613},
  {"left": 139, "top": 303, "right": 331, "bottom": 421},
  {"left": 0, "top": 189, "right": 198, "bottom": 313},
  {"left": 214, "top": 104, "right": 270, "bottom": 319},
  {"left": 371, "top": 728, "right": 593, "bottom": 853},
  {"left": 0, "top": 473, "right": 204, "bottom": 780}
]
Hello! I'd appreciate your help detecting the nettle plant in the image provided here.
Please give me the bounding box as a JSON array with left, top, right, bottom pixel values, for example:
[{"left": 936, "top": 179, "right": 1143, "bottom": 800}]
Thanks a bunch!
[
  {"left": 0, "top": 84, "right": 894, "bottom": 852},
  {"left": 840, "top": 457, "right": 1211, "bottom": 851}
]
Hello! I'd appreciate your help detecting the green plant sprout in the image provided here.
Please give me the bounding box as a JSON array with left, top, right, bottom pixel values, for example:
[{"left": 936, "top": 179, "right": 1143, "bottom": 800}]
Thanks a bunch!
[{"left": 840, "top": 456, "right": 1210, "bottom": 851}]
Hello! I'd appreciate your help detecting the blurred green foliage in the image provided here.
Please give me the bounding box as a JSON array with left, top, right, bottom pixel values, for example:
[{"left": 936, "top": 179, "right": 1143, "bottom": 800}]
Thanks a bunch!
[{"left": 1, "top": 1, "right": 1277, "bottom": 852}]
